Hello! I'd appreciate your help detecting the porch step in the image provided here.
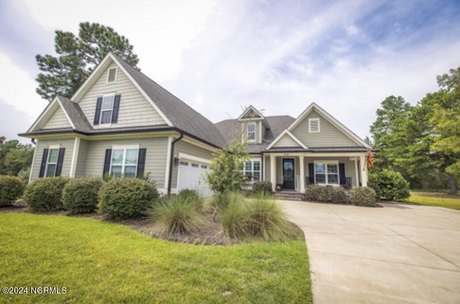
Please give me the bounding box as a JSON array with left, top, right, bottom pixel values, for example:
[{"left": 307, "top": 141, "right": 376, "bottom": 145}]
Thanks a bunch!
[{"left": 274, "top": 191, "right": 305, "bottom": 201}]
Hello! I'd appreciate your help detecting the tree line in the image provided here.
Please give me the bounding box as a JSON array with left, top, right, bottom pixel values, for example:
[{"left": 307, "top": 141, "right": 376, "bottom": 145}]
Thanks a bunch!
[{"left": 370, "top": 67, "right": 460, "bottom": 194}]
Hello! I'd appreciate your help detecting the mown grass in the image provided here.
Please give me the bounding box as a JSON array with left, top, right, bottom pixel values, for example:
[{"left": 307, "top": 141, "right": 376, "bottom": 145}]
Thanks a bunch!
[
  {"left": 0, "top": 213, "right": 311, "bottom": 303},
  {"left": 405, "top": 192, "right": 460, "bottom": 210}
]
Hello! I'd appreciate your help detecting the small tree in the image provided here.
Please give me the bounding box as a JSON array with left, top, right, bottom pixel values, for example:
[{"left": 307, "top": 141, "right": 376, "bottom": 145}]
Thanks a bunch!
[{"left": 206, "top": 142, "right": 249, "bottom": 193}]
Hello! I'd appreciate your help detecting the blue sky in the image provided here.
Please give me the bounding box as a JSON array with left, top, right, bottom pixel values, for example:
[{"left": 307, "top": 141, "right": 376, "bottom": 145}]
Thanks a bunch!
[{"left": 1, "top": 0, "right": 460, "bottom": 143}]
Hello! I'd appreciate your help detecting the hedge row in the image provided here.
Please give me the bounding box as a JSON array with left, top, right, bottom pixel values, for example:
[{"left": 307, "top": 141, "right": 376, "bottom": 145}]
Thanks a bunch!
[
  {"left": 21, "top": 177, "right": 160, "bottom": 219},
  {"left": 305, "top": 185, "right": 377, "bottom": 207}
]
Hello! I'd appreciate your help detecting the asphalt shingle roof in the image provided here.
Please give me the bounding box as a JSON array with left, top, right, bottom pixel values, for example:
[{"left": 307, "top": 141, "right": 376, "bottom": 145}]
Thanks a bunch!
[{"left": 215, "top": 115, "right": 295, "bottom": 153}]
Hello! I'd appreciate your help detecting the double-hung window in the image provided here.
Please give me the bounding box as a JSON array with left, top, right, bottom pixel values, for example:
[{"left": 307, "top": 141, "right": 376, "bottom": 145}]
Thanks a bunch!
[
  {"left": 110, "top": 148, "right": 138, "bottom": 177},
  {"left": 247, "top": 123, "right": 256, "bottom": 141},
  {"left": 45, "top": 148, "right": 59, "bottom": 177},
  {"left": 314, "top": 162, "right": 339, "bottom": 185},
  {"left": 242, "top": 160, "right": 261, "bottom": 182},
  {"left": 100, "top": 94, "right": 115, "bottom": 124}
]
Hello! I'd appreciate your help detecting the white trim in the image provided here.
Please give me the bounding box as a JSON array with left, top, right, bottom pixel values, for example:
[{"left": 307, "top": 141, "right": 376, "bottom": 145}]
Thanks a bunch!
[
  {"left": 238, "top": 105, "right": 264, "bottom": 120},
  {"left": 308, "top": 118, "right": 320, "bottom": 133},
  {"left": 71, "top": 53, "right": 173, "bottom": 127},
  {"left": 178, "top": 152, "right": 211, "bottom": 164},
  {"left": 164, "top": 136, "right": 173, "bottom": 191},
  {"left": 28, "top": 97, "right": 75, "bottom": 132},
  {"left": 106, "top": 67, "right": 118, "bottom": 83},
  {"left": 287, "top": 103, "right": 369, "bottom": 147},
  {"left": 267, "top": 130, "right": 308, "bottom": 150},
  {"left": 111, "top": 144, "right": 139, "bottom": 150},
  {"left": 29, "top": 139, "right": 38, "bottom": 183},
  {"left": 313, "top": 160, "right": 340, "bottom": 186},
  {"left": 69, "top": 137, "right": 81, "bottom": 178},
  {"left": 246, "top": 122, "right": 257, "bottom": 142},
  {"left": 258, "top": 121, "right": 262, "bottom": 144}
]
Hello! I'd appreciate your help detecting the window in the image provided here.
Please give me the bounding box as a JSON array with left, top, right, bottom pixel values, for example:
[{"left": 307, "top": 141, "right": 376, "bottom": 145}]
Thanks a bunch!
[
  {"left": 45, "top": 148, "right": 59, "bottom": 177},
  {"left": 110, "top": 148, "right": 138, "bottom": 177},
  {"left": 314, "top": 162, "right": 339, "bottom": 185},
  {"left": 242, "top": 160, "right": 261, "bottom": 182},
  {"left": 247, "top": 122, "right": 256, "bottom": 141},
  {"left": 309, "top": 118, "right": 320, "bottom": 133},
  {"left": 107, "top": 67, "right": 117, "bottom": 83},
  {"left": 100, "top": 95, "right": 115, "bottom": 124}
]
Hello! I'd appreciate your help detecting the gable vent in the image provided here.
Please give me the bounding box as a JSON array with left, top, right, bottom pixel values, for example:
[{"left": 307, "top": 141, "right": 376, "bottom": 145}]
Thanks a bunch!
[{"left": 309, "top": 118, "right": 320, "bottom": 133}]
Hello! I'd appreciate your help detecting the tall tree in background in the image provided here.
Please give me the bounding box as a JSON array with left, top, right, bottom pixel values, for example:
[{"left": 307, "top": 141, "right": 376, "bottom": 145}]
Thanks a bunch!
[
  {"left": 430, "top": 68, "right": 460, "bottom": 193},
  {"left": 36, "top": 22, "right": 139, "bottom": 101},
  {"left": 0, "top": 139, "right": 33, "bottom": 176}
]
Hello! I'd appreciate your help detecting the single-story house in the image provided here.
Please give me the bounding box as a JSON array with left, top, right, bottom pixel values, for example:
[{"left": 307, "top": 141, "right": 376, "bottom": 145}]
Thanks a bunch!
[{"left": 20, "top": 52, "right": 370, "bottom": 196}]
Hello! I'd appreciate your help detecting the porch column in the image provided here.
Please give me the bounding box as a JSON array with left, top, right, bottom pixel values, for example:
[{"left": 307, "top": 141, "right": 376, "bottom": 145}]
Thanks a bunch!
[
  {"left": 354, "top": 158, "right": 359, "bottom": 187},
  {"left": 270, "top": 155, "right": 276, "bottom": 191},
  {"left": 299, "top": 155, "right": 305, "bottom": 193},
  {"left": 69, "top": 137, "right": 81, "bottom": 178},
  {"left": 360, "top": 155, "right": 368, "bottom": 187}
]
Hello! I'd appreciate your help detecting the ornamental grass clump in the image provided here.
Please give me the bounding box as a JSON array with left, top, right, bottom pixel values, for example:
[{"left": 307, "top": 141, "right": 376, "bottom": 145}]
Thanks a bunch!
[{"left": 152, "top": 195, "right": 203, "bottom": 235}]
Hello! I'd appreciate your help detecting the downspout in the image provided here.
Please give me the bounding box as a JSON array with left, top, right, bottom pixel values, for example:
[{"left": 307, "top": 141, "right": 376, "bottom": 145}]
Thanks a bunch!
[{"left": 167, "top": 132, "right": 184, "bottom": 195}]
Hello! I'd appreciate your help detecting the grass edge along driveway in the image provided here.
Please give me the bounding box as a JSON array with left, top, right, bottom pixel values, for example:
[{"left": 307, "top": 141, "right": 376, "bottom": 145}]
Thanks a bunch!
[
  {"left": 0, "top": 212, "right": 312, "bottom": 304},
  {"left": 405, "top": 191, "right": 460, "bottom": 210}
]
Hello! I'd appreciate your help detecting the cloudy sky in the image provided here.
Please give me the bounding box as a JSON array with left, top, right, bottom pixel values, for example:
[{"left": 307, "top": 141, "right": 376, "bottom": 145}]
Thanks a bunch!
[{"left": 1, "top": 0, "right": 460, "bottom": 143}]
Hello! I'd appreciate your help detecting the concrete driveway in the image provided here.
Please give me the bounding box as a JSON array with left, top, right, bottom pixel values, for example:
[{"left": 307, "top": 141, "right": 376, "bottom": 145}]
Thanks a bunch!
[{"left": 280, "top": 201, "right": 460, "bottom": 304}]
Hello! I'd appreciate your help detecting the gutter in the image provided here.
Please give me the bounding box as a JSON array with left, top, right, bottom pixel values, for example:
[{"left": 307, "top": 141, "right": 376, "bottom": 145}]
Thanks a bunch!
[{"left": 167, "top": 132, "right": 184, "bottom": 195}]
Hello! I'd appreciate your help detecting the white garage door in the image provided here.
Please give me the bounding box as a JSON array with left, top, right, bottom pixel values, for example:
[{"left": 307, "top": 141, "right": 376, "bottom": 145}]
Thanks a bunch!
[{"left": 177, "top": 160, "right": 212, "bottom": 197}]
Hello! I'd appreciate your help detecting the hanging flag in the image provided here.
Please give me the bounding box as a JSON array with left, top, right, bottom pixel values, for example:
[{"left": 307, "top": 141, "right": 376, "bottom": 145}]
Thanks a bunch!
[{"left": 366, "top": 149, "right": 375, "bottom": 169}]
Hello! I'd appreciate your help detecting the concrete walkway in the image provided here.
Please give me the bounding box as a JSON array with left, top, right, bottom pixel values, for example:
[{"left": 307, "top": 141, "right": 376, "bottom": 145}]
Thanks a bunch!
[{"left": 279, "top": 200, "right": 460, "bottom": 304}]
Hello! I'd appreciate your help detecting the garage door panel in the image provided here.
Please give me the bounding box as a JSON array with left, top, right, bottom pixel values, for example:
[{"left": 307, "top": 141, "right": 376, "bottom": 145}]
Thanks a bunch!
[{"left": 178, "top": 160, "right": 212, "bottom": 197}]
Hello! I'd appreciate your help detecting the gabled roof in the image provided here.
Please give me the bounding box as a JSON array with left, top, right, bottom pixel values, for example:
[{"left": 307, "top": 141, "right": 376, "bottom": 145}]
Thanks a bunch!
[
  {"left": 56, "top": 96, "right": 92, "bottom": 132},
  {"left": 215, "top": 115, "right": 295, "bottom": 153},
  {"left": 271, "top": 102, "right": 369, "bottom": 148},
  {"left": 238, "top": 105, "right": 265, "bottom": 120},
  {"left": 266, "top": 130, "right": 307, "bottom": 150}
]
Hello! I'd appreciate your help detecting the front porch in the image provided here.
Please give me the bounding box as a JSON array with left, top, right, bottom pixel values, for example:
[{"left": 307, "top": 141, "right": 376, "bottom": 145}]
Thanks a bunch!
[{"left": 263, "top": 152, "right": 368, "bottom": 193}]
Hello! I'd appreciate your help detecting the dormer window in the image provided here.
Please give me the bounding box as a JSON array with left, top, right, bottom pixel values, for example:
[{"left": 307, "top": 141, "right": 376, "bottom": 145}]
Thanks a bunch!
[
  {"left": 309, "top": 118, "right": 320, "bottom": 133},
  {"left": 247, "top": 122, "right": 256, "bottom": 141},
  {"left": 107, "top": 67, "right": 117, "bottom": 83}
]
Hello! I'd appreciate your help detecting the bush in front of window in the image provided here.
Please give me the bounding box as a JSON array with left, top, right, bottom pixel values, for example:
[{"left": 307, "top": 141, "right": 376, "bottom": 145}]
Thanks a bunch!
[
  {"left": 23, "top": 177, "right": 69, "bottom": 211},
  {"left": 350, "top": 187, "right": 377, "bottom": 207},
  {"left": 368, "top": 169, "right": 410, "bottom": 201},
  {"left": 305, "top": 185, "right": 349, "bottom": 204},
  {"left": 252, "top": 181, "right": 272, "bottom": 195},
  {"left": 63, "top": 178, "right": 104, "bottom": 214},
  {"left": 98, "top": 178, "right": 159, "bottom": 219},
  {"left": 0, "top": 176, "right": 25, "bottom": 207}
]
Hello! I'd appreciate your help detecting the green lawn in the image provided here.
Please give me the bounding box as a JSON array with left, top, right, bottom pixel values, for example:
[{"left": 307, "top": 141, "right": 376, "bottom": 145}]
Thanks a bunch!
[
  {"left": 0, "top": 213, "right": 311, "bottom": 304},
  {"left": 405, "top": 192, "right": 460, "bottom": 210}
]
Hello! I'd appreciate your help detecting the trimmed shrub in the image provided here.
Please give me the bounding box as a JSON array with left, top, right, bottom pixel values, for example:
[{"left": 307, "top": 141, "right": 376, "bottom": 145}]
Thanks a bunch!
[
  {"left": 222, "top": 193, "right": 294, "bottom": 241},
  {"left": 23, "top": 177, "right": 69, "bottom": 211},
  {"left": 63, "top": 178, "right": 104, "bottom": 214},
  {"left": 330, "top": 187, "right": 350, "bottom": 204},
  {"left": 369, "top": 169, "right": 410, "bottom": 201},
  {"left": 177, "top": 189, "right": 203, "bottom": 210},
  {"left": 252, "top": 181, "right": 272, "bottom": 195},
  {"left": 317, "top": 186, "right": 334, "bottom": 202},
  {"left": 305, "top": 185, "right": 323, "bottom": 201},
  {"left": 152, "top": 195, "right": 202, "bottom": 235},
  {"left": 350, "top": 187, "right": 377, "bottom": 207},
  {"left": 0, "top": 176, "right": 25, "bottom": 206},
  {"left": 99, "top": 178, "right": 159, "bottom": 219}
]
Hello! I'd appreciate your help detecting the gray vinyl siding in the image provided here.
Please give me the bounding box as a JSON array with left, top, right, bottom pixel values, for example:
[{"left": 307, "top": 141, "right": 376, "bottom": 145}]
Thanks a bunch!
[
  {"left": 291, "top": 109, "right": 357, "bottom": 147},
  {"left": 273, "top": 134, "right": 300, "bottom": 147},
  {"left": 171, "top": 141, "right": 214, "bottom": 189},
  {"left": 78, "top": 61, "right": 166, "bottom": 128},
  {"left": 80, "top": 137, "right": 169, "bottom": 189},
  {"left": 241, "top": 120, "right": 262, "bottom": 144},
  {"left": 75, "top": 139, "right": 88, "bottom": 178},
  {"left": 42, "top": 107, "right": 71, "bottom": 129},
  {"left": 30, "top": 138, "right": 75, "bottom": 181}
]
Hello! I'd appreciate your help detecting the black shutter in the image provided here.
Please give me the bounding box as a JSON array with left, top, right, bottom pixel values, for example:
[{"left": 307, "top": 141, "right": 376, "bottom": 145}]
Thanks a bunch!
[
  {"left": 39, "top": 148, "right": 49, "bottom": 178},
  {"left": 103, "top": 149, "right": 112, "bottom": 176},
  {"left": 55, "top": 148, "right": 65, "bottom": 177},
  {"left": 137, "top": 148, "right": 146, "bottom": 177},
  {"left": 94, "top": 97, "right": 103, "bottom": 125},
  {"left": 112, "top": 94, "right": 121, "bottom": 123},
  {"left": 339, "top": 163, "right": 346, "bottom": 185},
  {"left": 308, "top": 163, "right": 314, "bottom": 184}
]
